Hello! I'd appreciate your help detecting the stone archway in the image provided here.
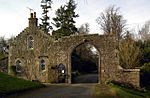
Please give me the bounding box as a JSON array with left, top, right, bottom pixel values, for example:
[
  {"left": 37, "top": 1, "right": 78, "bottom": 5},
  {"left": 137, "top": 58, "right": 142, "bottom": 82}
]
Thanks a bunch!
[
  {"left": 48, "top": 34, "right": 120, "bottom": 85},
  {"left": 67, "top": 41, "right": 101, "bottom": 84},
  {"left": 8, "top": 12, "right": 140, "bottom": 86}
]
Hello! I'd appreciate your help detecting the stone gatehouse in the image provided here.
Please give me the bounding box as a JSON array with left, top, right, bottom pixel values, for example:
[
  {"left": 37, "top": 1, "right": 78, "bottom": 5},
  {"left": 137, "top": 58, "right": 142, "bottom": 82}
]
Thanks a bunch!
[{"left": 8, "top": 12, "right": 140, "bottom": 87}]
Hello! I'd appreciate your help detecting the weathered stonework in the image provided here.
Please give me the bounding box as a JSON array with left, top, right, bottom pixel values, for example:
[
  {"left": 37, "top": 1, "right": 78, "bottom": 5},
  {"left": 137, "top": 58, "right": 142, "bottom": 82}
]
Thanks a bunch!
[{"left": 8, "top": 12, "right": 140, "bottom": 87}]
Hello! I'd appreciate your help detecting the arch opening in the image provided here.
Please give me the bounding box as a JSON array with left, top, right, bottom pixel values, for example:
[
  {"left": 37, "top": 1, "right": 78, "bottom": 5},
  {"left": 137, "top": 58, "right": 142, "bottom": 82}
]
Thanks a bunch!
[{"left": 71, "top": 43, "right": 100, "bottom": 83}]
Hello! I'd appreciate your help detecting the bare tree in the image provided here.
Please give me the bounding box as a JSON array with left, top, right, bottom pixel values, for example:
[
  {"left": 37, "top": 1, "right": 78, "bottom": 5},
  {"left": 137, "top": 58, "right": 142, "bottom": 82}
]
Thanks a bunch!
[
  {"left": 139, "top": 20, "right": 150, "bottom": 41},
  {"left": 119, "top": 32, "right": 141, "bottom": 69},
  {"left": 96, "top": 5, "right": 126, "bottom": 39},
  {"left": 78, "top": 23, "right": 90, "bottom": 34}
]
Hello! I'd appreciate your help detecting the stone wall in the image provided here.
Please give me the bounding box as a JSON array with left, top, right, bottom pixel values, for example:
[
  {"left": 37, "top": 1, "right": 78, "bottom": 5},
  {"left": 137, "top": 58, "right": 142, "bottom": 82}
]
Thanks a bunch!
[
  {"left": 116, "top": 67, "right": 140, "bottom": 87},
  {"left": 8, "top": 12, "right": 140, "bottom": 87}
]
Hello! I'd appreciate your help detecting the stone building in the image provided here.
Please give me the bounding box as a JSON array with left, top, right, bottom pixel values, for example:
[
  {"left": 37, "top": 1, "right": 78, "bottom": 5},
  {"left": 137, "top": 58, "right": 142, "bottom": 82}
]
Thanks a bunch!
[{"left": 8, "top": 12, "right": 140, "bottom": 87}]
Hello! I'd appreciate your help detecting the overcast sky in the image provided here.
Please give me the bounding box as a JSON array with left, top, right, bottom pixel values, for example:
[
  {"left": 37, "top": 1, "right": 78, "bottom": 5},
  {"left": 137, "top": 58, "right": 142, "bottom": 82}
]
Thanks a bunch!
[{"left": 0, "top": 0, "right": 150, "bottom": 38}]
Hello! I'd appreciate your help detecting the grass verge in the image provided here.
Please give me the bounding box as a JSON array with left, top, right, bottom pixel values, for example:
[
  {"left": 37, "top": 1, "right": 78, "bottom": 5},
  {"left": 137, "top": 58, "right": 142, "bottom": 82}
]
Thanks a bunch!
[
  {"left": 0, "top": 72, "right": 44, "bottom": 96},
  {"left": 94, "top": 83, "right": 150, "bottom": 98},
  {"left": 94, "top": 85, "right": 103, "bottom": 96},
  {"left": 94, "top": 84, "right": 115, "bottom": 98},
  {"left": 109, "top": 83, "right": 150, "bottom": 98}
]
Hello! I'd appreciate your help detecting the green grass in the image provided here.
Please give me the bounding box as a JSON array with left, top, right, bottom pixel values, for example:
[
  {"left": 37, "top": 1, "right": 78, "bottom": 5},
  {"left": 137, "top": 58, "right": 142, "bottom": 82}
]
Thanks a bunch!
[
  {"left": 0, "top": 72, "right": 44, "bottom": 95},
  {"left": 94, "top": 84, "right": 150, "bottom": 98},
  {"left": 109, "top": 83, "right": 150, "bottom": 98}
]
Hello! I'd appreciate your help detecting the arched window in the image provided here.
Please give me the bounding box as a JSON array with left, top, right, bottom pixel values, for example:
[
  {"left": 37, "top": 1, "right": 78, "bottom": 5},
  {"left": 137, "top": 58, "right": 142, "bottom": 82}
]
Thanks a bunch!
[
  {"left": 28, "top": 36, "right": 34, "bottom": 49},
  {"left": 40, "top": 59, "right": 46, "bottom": 71},
  {"left": 16, "top": 60, "right": 22, "bottom": 73}
]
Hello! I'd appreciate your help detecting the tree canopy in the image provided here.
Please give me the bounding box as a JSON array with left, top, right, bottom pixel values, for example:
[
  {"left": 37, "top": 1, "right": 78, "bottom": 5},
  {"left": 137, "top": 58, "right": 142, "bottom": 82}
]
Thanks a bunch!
[
  {"left": 119, "top": 32, "right": 141, "bottom": 68},
  {"left": 39, "top": 0, "right": 53, "bottom": 33},
  {"left": 96, "top": 5, "right": 126, "bottom": 40},
  {"left": 52, "top": 0, "right": 79, "bottom": 38},
  {"left": 139, "top": 20, "right": 150, "bottom": 41}
]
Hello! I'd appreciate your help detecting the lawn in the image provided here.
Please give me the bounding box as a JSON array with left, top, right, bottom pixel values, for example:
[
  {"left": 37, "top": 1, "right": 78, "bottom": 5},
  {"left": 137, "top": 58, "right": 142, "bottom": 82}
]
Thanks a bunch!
[
  {"left": 0, "top": 72, "right": 44, "bottom": 96},
  {"left": 94, "top": 83, "right": 150, "bottom": 98}
]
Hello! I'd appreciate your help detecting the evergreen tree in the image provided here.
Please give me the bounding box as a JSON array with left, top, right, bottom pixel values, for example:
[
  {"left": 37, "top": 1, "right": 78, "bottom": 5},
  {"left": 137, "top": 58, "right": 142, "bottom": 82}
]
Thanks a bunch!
[
  {"left": 40, "top": 0, "right": 52, "bottom": 32},
  {"left": 52, "top": 0, "right": 79, "bottom": 38}
]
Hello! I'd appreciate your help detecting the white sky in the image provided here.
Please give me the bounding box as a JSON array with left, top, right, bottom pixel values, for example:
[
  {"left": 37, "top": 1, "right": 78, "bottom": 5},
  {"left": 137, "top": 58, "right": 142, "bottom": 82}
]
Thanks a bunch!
[{"left": 0, "top": 0, "right": 150, "bottom": 38}]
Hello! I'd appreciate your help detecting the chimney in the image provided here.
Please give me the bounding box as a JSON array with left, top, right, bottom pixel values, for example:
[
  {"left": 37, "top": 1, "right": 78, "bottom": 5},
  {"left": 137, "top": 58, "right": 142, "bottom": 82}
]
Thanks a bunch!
[{"left": 28, "top": 12, "right": 38, "bottom": 27}]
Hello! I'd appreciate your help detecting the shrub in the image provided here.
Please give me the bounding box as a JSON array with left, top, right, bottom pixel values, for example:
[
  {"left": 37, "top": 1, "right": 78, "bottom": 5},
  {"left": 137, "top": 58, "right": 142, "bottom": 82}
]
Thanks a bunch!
[
  {"left": 141, "top": 63, "right": 150, "bottom": 88},
  {"left": 141, "top": 63, "right": 150, "bottom": 72}
]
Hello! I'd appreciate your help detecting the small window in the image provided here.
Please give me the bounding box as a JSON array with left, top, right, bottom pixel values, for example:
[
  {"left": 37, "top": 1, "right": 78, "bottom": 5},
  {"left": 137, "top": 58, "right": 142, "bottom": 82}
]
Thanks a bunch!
[
  {"left": 16, "top": 60, "right": 22, "bottom": 73},
  {"left": 40, "top": 59, "right": 46, "bottom": 71},
  {"left": 28, "top": 36, "right": 34, "bottom": 49}
]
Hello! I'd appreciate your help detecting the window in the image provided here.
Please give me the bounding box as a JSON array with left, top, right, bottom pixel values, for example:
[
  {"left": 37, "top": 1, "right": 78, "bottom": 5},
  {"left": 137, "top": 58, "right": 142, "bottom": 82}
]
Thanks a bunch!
[
  {"left": 28, "top": 36, "right": 34, "bottom": 49},
  {"left": 16, "top": 60, "right": 22, "bottom": 73},
  {"left": 40, "top": 59, "right": 45, "bottom": 71}
]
